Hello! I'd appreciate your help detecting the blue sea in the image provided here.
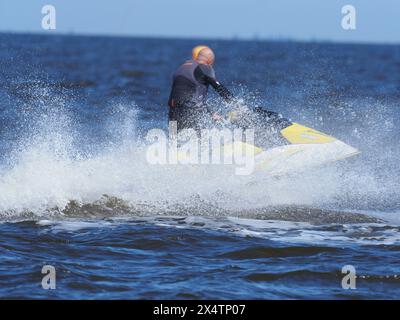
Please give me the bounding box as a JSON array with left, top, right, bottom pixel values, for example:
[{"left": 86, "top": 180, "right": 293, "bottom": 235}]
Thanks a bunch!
[{"left": 0, "top": 33, "right": 399, "bottom": 299}]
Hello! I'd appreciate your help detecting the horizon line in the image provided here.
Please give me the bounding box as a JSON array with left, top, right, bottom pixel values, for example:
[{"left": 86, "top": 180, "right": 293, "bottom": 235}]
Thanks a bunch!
[{"left": 1, "top": 30, "right": 399, "bottom": 47}]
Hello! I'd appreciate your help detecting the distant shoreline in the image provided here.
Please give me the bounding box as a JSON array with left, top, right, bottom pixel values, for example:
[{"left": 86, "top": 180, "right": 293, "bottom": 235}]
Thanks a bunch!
[{"left": 0, "top": 30, "right": 399, "bottom": 47}]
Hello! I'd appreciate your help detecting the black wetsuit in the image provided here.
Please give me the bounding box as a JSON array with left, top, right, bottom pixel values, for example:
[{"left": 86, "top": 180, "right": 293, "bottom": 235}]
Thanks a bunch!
[{"left": 168, "top": 60, "right": 233, "bottom": 131}]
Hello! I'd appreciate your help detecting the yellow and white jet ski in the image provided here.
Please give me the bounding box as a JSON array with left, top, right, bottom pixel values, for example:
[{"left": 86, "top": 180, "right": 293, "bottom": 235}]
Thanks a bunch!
[
  {"left": 223, "top": 107, "right": 360, "bottom": 175},
  {"left": 176, "top": 107, "right": 360, "bottom": 176}
]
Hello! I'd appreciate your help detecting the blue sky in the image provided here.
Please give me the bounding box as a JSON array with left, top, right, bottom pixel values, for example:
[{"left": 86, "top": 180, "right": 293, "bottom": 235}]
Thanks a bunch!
[{"left": 0, "top": 0, "right": 399, "bottom": 43}]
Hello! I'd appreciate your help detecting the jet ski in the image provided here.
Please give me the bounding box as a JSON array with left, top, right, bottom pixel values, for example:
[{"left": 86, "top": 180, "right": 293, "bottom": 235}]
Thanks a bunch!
[
  {"left": 175, "top": 106, "right": 360, "bottom": 176},
  {"left": 221, "top": 106, "right": 360, "bottom": 176}
]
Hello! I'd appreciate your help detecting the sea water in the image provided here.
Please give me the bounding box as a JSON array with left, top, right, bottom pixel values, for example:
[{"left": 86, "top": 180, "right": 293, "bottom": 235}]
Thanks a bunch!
[{"left": 0, "top": 33, "right": 399, "bottom": 299}]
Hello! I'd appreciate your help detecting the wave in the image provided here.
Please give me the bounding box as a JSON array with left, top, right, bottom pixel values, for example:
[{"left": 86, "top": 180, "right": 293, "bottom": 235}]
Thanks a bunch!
[
  {"left": 0, "top": 89, "right": 399, "bottom": 222},
  {"left": 244, "top": 270, "right": 400, "bottom": 284},
  {"left": 0, "top": 194, "right": 382, "bottom": 224}
]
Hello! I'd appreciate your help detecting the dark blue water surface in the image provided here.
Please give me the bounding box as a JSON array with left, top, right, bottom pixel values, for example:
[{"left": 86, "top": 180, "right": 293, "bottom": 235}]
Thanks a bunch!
[{"left": 0, "top": 33, "right": 399, "bottom": 299}]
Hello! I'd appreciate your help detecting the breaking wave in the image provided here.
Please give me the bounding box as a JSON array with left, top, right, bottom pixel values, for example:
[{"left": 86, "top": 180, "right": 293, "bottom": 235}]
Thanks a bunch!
[{"left": 0, "top": 89, "right": 399, "bottom": 223}]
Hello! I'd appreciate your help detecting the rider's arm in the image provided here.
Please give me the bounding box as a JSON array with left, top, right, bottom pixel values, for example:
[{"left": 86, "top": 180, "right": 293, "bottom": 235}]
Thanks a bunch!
[
  {"left": 207, "top": 77, "right": 235, "bottom": 103},
  {"left": 195, "top": 64, "right": 235, "bottom": 103}
]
